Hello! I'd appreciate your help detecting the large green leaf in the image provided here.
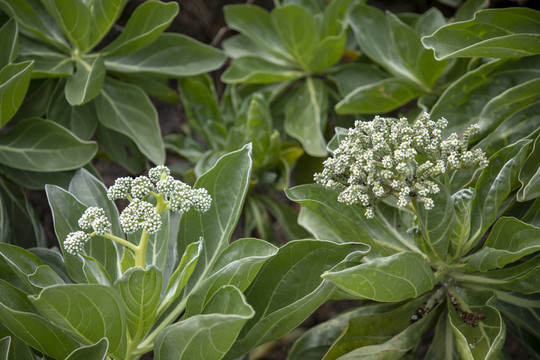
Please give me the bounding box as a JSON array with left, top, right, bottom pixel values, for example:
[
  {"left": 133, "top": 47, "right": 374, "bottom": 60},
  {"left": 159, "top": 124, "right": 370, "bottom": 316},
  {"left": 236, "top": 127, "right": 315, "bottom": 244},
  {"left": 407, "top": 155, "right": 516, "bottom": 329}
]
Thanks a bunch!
[
  {"left": 430, "top": 55, "right": 540, "bottom": 136},
  {"left": 0, "top": 177, "right": 45, "bottom": 248},
  {"left": 323, "top": 252, "right": 437, "bottom": 302},
  {"left": 469, "top": 139, "right": 532, "bottom": 245},
  {"left": 105, "top": 34, "right": 226, "bottom": 77},
  {"left": 224, "top": 4, "right": 293, "bottom": 63},
  {"left": 45, "top": 184, "right": 119, "bottom": 283},
  {"left": 184, "top": 238, "right": 277, "bottom": 317},
  {"left": 466, "top": 217, "right": 540, "bottom": 271},
  {"left": 0, "top": 280, "right": 77, "bottom": 359},
  {"left": 96, "top": 78, "right": 164, "bottom": 165},
  {"left": 87, "top": 0, "right": 128, "bottom": 49},
  {"left": 41, "top": 0, "right": 91, "bottom": 52},
  {"left": 0, "top": 118, "right": 97, "bottom": 171},
  {"left": 225, "top": 240, "right": 369, "bottom": 359},
  {"left": 0, "top": 61, "right": 33, "bottom": 127},
  {"left": 101, "top": 1, "right": 178, "bottom": 57},
  {"left": 458, "top": 254, "right": 540, "bottom": 295},
  {"left": 0, "top": 336, "right": 8, "bottom": 359},
  {"left": 323, "top": 294, "right": 440, "bottom": 360},
  {"left": 48, "top": 80, "right": 97, "bottom": 140},
  {"left": 0, "top": 0, "right": 69, "bottom": 52},
  {"left": 518, "top": 133, "right": 540, "bottom": 202},
  {"left": 284, "top": 78, "right": 327, "bottom": 156},
  {"left": 286, "top": 184, "right": 418, "bottom": 257},
  {"left": 96, "top": 125, "right": 146, "bottom": 174},
  {"left": 271, "top": 5, "right": 317, "bottom": 69},
  {"left": 65, "top": 55, "right": 105, "bottom": 105},
  {"left": 422, "top": 8, "right": 540, "bottom": 60},
  {"left": 30, "top": 284, "right": 127, "bottom": 358},
  {"left": 244, "top": 94, "right": 273, "bottom": 165},
  {"left": 65, "top": 338, "right": 109, "bottom": 360},
  {"left": 417, "top": 181, "right": 454, "bottom": 260},
  {"left": 0, "top": 243, "right": 45, "bottom": 293},
  {"left": 0, "top": 19, "right": 18, "bottom": 68},
  {"left": 114, "top": 266, "right": 161, "bottom": 340},
  {"left": 177, "top": 145, "right": 252, "bottom": 295},
  {"left": 10, "top": 78, "right": 55, "bottom": 121},
  {"left": 348, "top": 4, "right": 446, "bottom": 90},
  {"left": 447, "top": 289, "right": 505, "bottom": 360},
  {"left": 17, "top": 36, "right": 73, "bottom": 78},
  {"left": 155, "top": 286, "right": 254, "bottom": 360},
  {"left": 221, "top": 56, "right": 303, "bottom": 84},
  {"left": 335, "top": 77, "right": 424, "bottom": 115}
]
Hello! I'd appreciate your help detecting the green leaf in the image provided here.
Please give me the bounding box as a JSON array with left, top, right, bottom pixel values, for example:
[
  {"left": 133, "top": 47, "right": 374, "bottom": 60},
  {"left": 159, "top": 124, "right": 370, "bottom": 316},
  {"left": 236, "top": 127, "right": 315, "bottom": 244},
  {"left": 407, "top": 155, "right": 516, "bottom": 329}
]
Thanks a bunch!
[
  {"left": 178, "top": 145, "right": 252, "bottom": 295},
  {"left": 101, "top": 0, "right": 178, "bottom": 57},
  {"left": 29, "top": 248, "right": 69, "bottom": 283},
  {"left": 286, "top": 184, "right": 418, "bottom": 256},
  {"left": 417, "top": 181, "right": 454, "bottom": 260},
  {"left": 323, "top": 251, "right": 437, "bottom": 302},
  {"left": 96, "top": 125, "right": 146, "bottom": 174},
  {"left": 65, "top": 338, "right": 109, "bottom": 360},
  {"left": 335, "top": 77, "right": 424, "bottom": 114},
  {"left": 225, "top": 240, "right": 369, "bottom": 359},
  {"left": 96, "top": 77, "right": 164, "bottom": 165},
  {"left": 27, "top": 264, "right": 65, "bottom": 289},
  {"left": 0, "top": 243, "right": 44, "bottom": 293},
  {"left": 422, "top": 8, "right": 540, "bottom": 60},
  {"left": 254, "top": 195, "right": 311, "bottom": 241},
  {"left": 41, "top": 0, "right": 91, "bottom": 51},
  {"left": 430, "top": 55, "right": 540, "bottom": 137},
  {"left": 114, "top": 266, "right": 161, "bottom": 340},
  {"left": 0, "top": 19, "right": 18, "bottom": 68},
  {"left": 17, "top": 36, "right": 73, "bottom": 78},
  {"left": 467, "top": 217, "right": 540, "bottom": 271},
  {"left": 330, "top": 63, "right": 390, "bottom": 96},
  {"left": 0, "top": 165, "right": 74, "bottom": 190},
  {"left": 87, "top": 0, "right": 128, "bottom": 49},
  {"left": 453, "top": 0, "right": 489, "bottom": 22},
  {"left": 65, "top": 55, "right": 105, "bottom": 105},
  {"left": 10, "top": 78, "right": 55, "bottom": 121},
  {"left": 322, "top": 294, "right": 439, "bottom": 360},
  {"left": 177, "top": 74, "right": 224, "bottom": 149},
  {"left": 271, "top": 5, "right": 317, "bottom": 69},
  {"left": 245, "top": 94, "right": 273, "bottom": 165},
  {"left": 81, "top": 255, "right": 112, "bottom": 286},
  {"left": 0, "top": 61, "right": 33, "bottom": 127},
  {"left": 105, "top": 34, "right": 226, "bottom": 77},
  {"left": 221, "top": 56, "right": 303, "bottom": 84},
  {"left": 155, "top": 286, "right": 254, "bottom": 360},
  {"left": 0, "top": 177, "right": 45, "bottom": 248},
  {"left": 348, "top": 4, "right": 446, "bottom": 90},
  {"left": 224, "top": 4, "right": 293, "bottom": 63},
  {"left": 164, "top": 134, "right": 206, "bottom": 164},
  {"left": 30, "top": 284, "right": 127, "bottom": 358},
  {"left": 158, "top": 240, "right": 202, "bottom": 316},
  {"left": 518, "top": 133, "right": 540, "bottom": 201},
  {"left": 48, "top": 80, "right": 98, "bottom": 140},
  {"left": 146, "top": 212, "right": 170, "bottom": 272},
  {"left": 45, "top": 184, "right": 119, "bottom": 283},
  {"left": 447, "top": 289, "right": 505, "bottom": 360},
  {"left": 448, "top": 188, "right": 476, "bottom": 260},
  {"left": 459, "top": 254, "right": 540, "bottom": 294},
  {"left": 0, "top": 118, "right": 97, "bottom": 171},
  {"left": 288, "top": 304, "right": 394, "bottom": 360},
  {"left": 0, "top": 280, "right": 77, "bottom": 359},
  {"left": 0, "top": 336, "right": 9, "bottom": 359},
  {"left": 284, "top": 78, "right": 327, "bottom": 156},
  {"left": 0, "top": 0, "right": 69, "bottom": 52},
  {"left": 184, "top": 238, "right": 278, "bottom": 317},
  {"left": 470, "top": 139, "right": 533, "bottom": 243}
]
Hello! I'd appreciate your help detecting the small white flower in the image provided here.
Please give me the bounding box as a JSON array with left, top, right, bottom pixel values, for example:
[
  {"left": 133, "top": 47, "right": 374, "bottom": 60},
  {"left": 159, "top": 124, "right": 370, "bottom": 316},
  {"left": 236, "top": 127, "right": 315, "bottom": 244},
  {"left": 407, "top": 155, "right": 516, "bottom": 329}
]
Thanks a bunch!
[
  {"left": 78, "top": 207, "right": 111, "bottom": 236},
  {"left": 120, "top": 199, "right": 162, "bottom": 234},
  {"left": 107, "top": 177, "right": 132, "bottom": 200},
  {"left": 64, "top": 231, "right": 90, "bottom": 255},
  {"left": 131, "top": 176, "right": 153, "bottom": 199},
  {"left": 149, "top": 165, "right": 170, "bottom": 183}
]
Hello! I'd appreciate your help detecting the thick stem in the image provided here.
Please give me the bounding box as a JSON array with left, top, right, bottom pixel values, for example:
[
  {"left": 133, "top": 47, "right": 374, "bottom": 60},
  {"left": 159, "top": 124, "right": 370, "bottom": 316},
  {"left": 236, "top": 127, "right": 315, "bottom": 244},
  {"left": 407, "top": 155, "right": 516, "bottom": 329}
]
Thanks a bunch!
[
  {"left": 135, "top": 230, "right": 150, "bottom": 268},
  {"left": 102, "top": 233, "right": 138, "bottom": 252}
]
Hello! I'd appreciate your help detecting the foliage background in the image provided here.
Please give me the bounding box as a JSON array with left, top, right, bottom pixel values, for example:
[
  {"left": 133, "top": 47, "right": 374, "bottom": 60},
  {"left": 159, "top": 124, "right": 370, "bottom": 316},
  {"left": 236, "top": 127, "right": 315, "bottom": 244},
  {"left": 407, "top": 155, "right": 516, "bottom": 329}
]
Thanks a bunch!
[{"left": 2, "top": 0, "right": 538, "bottom": 359}]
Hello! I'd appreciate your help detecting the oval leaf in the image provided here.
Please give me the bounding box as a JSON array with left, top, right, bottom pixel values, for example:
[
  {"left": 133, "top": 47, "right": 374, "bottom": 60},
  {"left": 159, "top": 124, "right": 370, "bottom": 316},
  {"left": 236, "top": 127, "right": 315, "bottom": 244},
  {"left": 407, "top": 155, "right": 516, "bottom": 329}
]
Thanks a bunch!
[{"left": 0, "top": 61, "right": 33, "bottom": 126}]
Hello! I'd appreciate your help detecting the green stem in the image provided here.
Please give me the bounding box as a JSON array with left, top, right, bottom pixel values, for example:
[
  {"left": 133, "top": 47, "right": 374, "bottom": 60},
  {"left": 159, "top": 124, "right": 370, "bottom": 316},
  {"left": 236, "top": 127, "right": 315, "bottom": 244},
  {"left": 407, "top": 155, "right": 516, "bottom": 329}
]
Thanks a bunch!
[
  {"left": 102, "top": 233, "right": 138, "bottom": 252},
  {"left": 135, "top": 230, "right": 150, "bottom": 268}
]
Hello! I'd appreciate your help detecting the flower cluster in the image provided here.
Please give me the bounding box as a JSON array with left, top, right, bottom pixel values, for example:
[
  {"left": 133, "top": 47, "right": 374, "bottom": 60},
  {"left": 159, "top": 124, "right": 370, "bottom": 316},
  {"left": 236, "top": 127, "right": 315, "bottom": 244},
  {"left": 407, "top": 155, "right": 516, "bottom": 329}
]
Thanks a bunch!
[
  {"left": 314, "top": 113, "right": 488, "bottom": 218},
  {"left": 64, "top": 165, "right": 213, "bottom": 256}
]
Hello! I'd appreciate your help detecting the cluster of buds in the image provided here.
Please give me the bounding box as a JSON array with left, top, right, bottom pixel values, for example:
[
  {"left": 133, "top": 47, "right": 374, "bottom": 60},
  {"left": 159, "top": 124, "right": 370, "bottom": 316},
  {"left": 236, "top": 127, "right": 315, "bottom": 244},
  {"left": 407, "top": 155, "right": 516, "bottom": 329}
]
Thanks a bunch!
[
  {"left": 64, "top": 165, "right": 212, "bottom": 256},
  {"left": 314, "top": 113, "right": 488, "bottom": 218}
]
